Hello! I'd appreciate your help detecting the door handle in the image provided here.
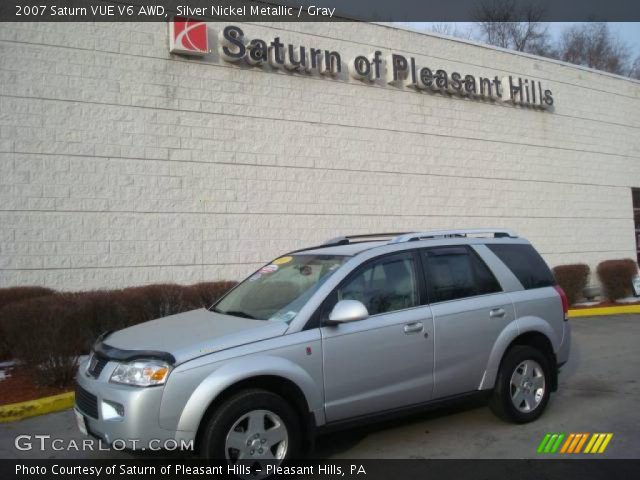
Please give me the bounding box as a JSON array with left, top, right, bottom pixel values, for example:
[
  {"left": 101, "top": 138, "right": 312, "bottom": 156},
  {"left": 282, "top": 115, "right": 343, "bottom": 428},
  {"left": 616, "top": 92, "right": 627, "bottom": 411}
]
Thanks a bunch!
[
  {"left": 404, "top": 322, "right": 424, "bottom": 334},
  {"left": 490, "top": 308, "right": 506, "bottom": 318}
]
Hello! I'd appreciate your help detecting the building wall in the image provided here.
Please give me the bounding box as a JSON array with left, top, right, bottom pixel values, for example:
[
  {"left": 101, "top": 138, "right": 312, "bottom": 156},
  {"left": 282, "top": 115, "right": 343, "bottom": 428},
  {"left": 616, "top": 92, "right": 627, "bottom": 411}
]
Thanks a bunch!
[{"left": 1, "top": 21, "right": 639, "bottom": 290}]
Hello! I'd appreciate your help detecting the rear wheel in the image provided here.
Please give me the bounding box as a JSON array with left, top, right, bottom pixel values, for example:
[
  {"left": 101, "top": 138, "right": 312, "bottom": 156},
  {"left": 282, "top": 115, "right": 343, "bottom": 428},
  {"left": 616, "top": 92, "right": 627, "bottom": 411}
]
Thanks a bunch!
[
  {"left": 200, "top": 389, "right": 301, "bottom": 464},
  {"left": 489, "top": 345, "right": 551, "bottom": 423}
]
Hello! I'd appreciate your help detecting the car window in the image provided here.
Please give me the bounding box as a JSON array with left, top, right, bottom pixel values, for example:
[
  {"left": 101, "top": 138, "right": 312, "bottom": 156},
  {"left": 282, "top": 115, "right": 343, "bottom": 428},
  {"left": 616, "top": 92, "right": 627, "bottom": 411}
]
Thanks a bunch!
[
  {"left": 486, "top": 244, "right": 555, "bottom": 290},
  {"left": 336, "top": 253, "right": 419, "bottom": 316},
  {"left": 423, "top": 247, "right": 501, "bottom": 302},
  {"left": 214, "top": 254, "right": 348, "bottom": 321}
]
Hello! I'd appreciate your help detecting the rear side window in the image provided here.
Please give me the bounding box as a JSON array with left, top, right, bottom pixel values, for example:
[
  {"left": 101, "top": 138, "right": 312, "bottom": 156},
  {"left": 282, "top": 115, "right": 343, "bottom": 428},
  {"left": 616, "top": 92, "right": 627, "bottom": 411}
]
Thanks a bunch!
[
  {"left": 422, "top": 247, "right": 501, "bottom": 303},
  {"left": 487, "top": 244, "right": 555, "bottom": 290}
]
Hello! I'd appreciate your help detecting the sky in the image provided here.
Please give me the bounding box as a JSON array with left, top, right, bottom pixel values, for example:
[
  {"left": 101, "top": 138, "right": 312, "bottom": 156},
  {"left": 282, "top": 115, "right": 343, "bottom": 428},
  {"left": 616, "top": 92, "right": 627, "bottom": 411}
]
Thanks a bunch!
[
  {"left": 548, "top": 22, "right": 640, "bottom": 57},
  {"left": 408, "top": 22, "right": 640, "bottom": 58}
]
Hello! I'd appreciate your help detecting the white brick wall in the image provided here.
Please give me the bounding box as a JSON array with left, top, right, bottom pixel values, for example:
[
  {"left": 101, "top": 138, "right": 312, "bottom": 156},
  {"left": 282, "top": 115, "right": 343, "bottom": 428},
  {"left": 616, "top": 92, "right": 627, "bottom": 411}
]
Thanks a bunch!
[{"left": 0, "top": 21, "right": 639, "bottom": 290}]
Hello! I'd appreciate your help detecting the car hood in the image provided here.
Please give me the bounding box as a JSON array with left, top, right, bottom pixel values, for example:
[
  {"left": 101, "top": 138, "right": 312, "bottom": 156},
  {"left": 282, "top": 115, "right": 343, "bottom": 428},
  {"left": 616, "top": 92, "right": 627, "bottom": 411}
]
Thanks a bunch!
[{"left": 100, "top": 308, "right": 288, "bottom": 365}]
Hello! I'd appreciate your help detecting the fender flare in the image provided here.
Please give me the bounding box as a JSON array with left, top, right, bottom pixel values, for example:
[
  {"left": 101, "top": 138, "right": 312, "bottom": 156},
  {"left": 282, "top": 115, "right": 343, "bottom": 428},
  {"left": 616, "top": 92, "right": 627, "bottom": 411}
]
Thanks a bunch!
[
  {"left": 175, "top": 355, "right": 324, "bottom": 433},
  {"left": 480, "top": 316, "right": 559, "bottom": 390}
]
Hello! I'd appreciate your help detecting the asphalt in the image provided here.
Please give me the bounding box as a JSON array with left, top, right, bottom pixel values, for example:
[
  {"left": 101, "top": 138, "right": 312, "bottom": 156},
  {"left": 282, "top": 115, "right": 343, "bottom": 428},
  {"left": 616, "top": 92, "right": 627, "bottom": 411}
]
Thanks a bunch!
[{"left": 1, "top": 315, "right": 638, "bottom": 459}]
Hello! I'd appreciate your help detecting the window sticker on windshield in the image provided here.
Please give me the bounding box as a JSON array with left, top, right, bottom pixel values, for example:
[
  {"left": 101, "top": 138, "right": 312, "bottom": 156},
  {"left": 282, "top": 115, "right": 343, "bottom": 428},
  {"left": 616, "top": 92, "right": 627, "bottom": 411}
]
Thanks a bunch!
[
  {"left": 282, "top": 311, "right": 296, "bottom": 321},
  {"left": 272, "top": 256, "right": 292, "bottom": 265},
  {"left": 259, "top": 264, "right": 278, "bottom": 274},
  {"left": 249, "top": 273, "right": 262, "bottom": 281}
]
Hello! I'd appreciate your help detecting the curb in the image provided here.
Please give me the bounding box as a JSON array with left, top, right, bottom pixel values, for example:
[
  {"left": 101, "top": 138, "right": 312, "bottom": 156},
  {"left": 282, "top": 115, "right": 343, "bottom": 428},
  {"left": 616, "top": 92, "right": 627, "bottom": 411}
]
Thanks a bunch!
[
  {"left": 0, "top": 391, "right": 74, "bottom": 423},
  {"left": 569, "top": 304, "right": 640, "bottom": 318}
]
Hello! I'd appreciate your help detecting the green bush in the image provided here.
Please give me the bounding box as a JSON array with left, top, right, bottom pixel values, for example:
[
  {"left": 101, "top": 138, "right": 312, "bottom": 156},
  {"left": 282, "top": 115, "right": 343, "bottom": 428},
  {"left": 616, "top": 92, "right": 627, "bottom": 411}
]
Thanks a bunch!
[
  {"left": 552, "top": 264, "right": 590, "bottom": 305},
  {"left": 596, "top": 259, "right": 638, "bottom": 301},
  {"left": 0, "top": 281, "right": 238, "bottom": 386}
]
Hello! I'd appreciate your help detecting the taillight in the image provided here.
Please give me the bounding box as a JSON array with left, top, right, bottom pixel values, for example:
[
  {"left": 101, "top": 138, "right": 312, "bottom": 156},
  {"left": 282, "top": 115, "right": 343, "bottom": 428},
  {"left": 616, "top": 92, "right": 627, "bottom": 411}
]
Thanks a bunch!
[{"left": 554, "top": 285, "right": 569, "bottom": 321}]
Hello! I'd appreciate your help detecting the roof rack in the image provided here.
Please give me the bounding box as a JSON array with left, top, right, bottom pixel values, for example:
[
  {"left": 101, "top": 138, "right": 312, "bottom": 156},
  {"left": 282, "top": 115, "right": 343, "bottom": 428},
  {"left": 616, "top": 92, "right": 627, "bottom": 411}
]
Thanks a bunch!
[
  {"left": 389, "top": 229, "right": 518, "bottom": 243},
  {"left": 287, "top": 232, "right": 411, "bottom": 254},
  {"left": 323, "top": 232, "right": 413, "bottom": 246},
  {"left": 287, "top": 229, "right": 517, "bottom": 255}
]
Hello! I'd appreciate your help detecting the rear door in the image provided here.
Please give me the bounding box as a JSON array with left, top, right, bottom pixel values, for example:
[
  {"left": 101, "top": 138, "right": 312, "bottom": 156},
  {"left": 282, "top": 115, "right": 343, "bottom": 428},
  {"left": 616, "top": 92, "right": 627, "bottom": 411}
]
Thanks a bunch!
[
  {"left": 422, "top": 246, "right": 515, "bottom": 398},
  {"left": 321, "top": 251, "right": 435, "bottom": 422},
  {"left": 485, "top": 243, "right": 563, "bottom": 341}
]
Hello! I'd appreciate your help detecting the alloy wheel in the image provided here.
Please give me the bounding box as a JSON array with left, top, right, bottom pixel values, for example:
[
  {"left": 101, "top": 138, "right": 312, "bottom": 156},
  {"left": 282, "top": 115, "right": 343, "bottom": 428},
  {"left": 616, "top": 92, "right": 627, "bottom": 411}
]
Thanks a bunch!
[
  {"left": 224, "top": 409, "right": 288, "bottom": 465},
  {"left": 509, "top": 359, "right": 546, "bottom": 413}
]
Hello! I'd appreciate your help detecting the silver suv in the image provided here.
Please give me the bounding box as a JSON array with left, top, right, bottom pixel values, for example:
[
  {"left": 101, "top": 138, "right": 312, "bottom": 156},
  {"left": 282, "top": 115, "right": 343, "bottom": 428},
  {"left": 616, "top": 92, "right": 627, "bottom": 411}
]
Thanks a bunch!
[{"left": 75, "top": 229, "right": 571, "bottom": 461}]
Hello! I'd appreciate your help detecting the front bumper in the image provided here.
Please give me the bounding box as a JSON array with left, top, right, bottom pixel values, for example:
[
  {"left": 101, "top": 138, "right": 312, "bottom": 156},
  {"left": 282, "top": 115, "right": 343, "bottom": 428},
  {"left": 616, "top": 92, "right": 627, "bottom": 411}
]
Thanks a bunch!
[{"left": 74, "top": 359, "right": 187, "bottom": 449}]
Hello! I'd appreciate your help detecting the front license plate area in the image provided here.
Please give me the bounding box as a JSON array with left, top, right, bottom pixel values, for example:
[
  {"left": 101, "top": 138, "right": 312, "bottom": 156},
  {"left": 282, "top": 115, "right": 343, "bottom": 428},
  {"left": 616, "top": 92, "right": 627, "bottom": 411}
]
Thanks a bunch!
[{"left": 75, "top": 409, "right": 88, "bottom": 436}]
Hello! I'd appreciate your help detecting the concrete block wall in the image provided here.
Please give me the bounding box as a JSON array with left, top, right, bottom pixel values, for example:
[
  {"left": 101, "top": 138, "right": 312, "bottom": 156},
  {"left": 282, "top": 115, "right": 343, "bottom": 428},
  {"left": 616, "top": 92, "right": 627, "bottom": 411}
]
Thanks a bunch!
[{"left": 0, "top": 21, "right": 639, "bottom": 290}]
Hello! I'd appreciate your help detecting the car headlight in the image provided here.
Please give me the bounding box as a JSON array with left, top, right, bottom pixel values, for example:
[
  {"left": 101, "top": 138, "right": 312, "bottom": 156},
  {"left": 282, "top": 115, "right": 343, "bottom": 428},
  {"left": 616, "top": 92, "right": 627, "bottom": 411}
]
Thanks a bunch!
[
  {"left": 85, "top": 352, "right": 95, "bottom": 373},
  {"left": 109, "top": 360, "right": 171, "bottom": 387}
]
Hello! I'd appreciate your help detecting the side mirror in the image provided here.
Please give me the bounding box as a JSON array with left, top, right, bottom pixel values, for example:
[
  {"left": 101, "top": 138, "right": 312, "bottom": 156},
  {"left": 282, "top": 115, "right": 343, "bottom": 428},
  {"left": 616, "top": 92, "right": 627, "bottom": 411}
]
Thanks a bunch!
[{"left": 327, "top": 300, "right": 369, "bottom": 325}]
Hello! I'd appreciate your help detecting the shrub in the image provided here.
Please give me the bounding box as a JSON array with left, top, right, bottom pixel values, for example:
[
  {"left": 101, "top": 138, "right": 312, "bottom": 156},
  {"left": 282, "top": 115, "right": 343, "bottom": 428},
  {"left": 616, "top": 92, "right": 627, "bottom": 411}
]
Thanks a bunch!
[
  {"left": 552, "top": 264, "right": 590, "bottom": 305},
  {"left": 2, "top": 294, "right": 88, "bottom": 386},
  {"left": 0, "top": 319, "right": 13, "bottom": 361},
  {"left": 0, "top": 281, "right": 241, "bottom": 385},
  {"left": 596, "top": 259, "right": 638, "bottom": 301},
  {"left": 0, "top": 286, "right": 56, "bottom": 311},
  {"left": 73, "top": 290, "right": 146, "bottom": 345},
  {"left": 0, "top": 286, "right": 57, "bottom": 360},
  {"left": 187, "top": 281, "right": 238, "bottom": 308},
  {"left": 122, "top": 284, "right": 201, "bottom": 319}
]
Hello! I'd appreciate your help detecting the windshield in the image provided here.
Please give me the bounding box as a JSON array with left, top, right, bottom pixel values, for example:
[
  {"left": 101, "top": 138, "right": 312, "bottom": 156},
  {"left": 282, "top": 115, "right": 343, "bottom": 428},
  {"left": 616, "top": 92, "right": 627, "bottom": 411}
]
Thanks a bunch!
[{"left": 213, "top": 254, "right": 348, "bottom": 322}]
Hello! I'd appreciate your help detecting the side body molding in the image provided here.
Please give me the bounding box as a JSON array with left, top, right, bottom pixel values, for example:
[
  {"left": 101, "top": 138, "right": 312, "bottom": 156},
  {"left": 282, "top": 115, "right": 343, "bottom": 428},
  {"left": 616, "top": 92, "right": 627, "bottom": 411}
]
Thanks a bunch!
[
  {"left": 175, "top": 354, "right": 325, "bottom": 433},
  {"left": 479, "top": 315, "right": 559, "bottom": 390}
]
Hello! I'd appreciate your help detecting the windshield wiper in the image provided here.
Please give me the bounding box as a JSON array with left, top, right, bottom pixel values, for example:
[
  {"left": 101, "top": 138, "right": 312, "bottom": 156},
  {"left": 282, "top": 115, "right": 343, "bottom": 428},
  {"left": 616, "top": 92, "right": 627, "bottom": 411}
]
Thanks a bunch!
[{"left": 217, "top": 310, "right": 257, "bottom": 319}]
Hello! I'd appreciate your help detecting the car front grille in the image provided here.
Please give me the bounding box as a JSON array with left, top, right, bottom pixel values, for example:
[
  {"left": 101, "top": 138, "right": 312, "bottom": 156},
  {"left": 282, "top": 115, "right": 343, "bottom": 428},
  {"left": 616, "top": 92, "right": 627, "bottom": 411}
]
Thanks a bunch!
[
  {"left": 75, "top": 385, "right": 99, "bottom": 419},
  {"left": 87, "top": 354, "right": 108, "bottom": 379}
]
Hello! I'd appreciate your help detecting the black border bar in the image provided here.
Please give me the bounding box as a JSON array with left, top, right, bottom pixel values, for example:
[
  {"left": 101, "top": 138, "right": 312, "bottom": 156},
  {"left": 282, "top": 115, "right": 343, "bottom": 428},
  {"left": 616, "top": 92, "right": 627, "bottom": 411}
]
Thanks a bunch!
[
  {"left": 4, "top": 459, "right": 640, "bottom": 480},
  {"left": 2, "top": 0, "right": 640, "bottom": 22}
]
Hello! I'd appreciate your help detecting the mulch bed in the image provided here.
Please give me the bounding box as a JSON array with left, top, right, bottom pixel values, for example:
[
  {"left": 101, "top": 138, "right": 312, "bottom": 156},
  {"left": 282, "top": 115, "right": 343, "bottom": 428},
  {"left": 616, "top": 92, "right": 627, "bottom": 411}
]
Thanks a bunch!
[{"left": 0, "top": 366, "right": 72, "bottom": 406}]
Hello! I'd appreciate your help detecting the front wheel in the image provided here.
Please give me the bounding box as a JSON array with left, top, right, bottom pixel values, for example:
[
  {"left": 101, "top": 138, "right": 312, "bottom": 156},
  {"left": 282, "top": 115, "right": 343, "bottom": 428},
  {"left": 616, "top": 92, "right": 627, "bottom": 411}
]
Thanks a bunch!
[
  {"left": 489, "top": 345, "right": 551, "bottom": 423},
  {"left": 199, "top": 389, "right": 301, "bottom": 464}
]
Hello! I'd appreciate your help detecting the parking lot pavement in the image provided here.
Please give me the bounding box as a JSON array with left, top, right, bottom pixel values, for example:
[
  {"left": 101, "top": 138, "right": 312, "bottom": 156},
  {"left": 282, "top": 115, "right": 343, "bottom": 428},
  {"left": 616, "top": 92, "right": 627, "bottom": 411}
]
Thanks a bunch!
[{"left": 1, "top": 315, "right": 639, "bottom": 459}]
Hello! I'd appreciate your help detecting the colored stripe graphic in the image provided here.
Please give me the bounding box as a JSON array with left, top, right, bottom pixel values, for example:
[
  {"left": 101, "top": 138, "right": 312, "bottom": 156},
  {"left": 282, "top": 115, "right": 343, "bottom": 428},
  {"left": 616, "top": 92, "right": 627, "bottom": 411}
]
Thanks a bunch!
[
  {"left": 568, "top": 433, "right": 583, "bottom": 453},
  {"left": 538, "top": 433, "right": 565, "bottom": 453},
  {"left": 537, "top": 433, "right": 552, "bottom": 453},
  {"left": 574, "top": 433, "right": 589, "bottom": 453},
  {"left": 560, "top": 433, "right": 575, "bottom": 453},
  {"left": 542, "top": 433, "right": 613, "bottom": 454},
  {"left": 584, "top": 434, "right": 599, "bottom": 453},
  {"left": 550, "top": 433, "right": 565, "bottom": 453},
  {"left": 585, "top": 433, "right": 614, "bottom": 454},
  {"left": 598, "top": 434, "right": 613, "bottom": 453}
]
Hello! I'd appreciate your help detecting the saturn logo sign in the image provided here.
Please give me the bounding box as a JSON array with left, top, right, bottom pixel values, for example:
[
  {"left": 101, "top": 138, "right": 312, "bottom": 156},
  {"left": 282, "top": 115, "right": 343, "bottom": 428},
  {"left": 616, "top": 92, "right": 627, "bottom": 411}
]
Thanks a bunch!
[{"left": 169, "top": 17, "right": 208, "bottom": 56}]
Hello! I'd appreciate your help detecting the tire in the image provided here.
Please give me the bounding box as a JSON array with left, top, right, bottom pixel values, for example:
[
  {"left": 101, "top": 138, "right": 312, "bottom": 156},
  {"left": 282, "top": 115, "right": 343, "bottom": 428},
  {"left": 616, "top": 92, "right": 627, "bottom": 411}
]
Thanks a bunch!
[
  {"left": 199, "top": 388, "right": 302, "bottom": 463},
  {"left": 489, "top": 345, "right": 552, "bottom": 423}
]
